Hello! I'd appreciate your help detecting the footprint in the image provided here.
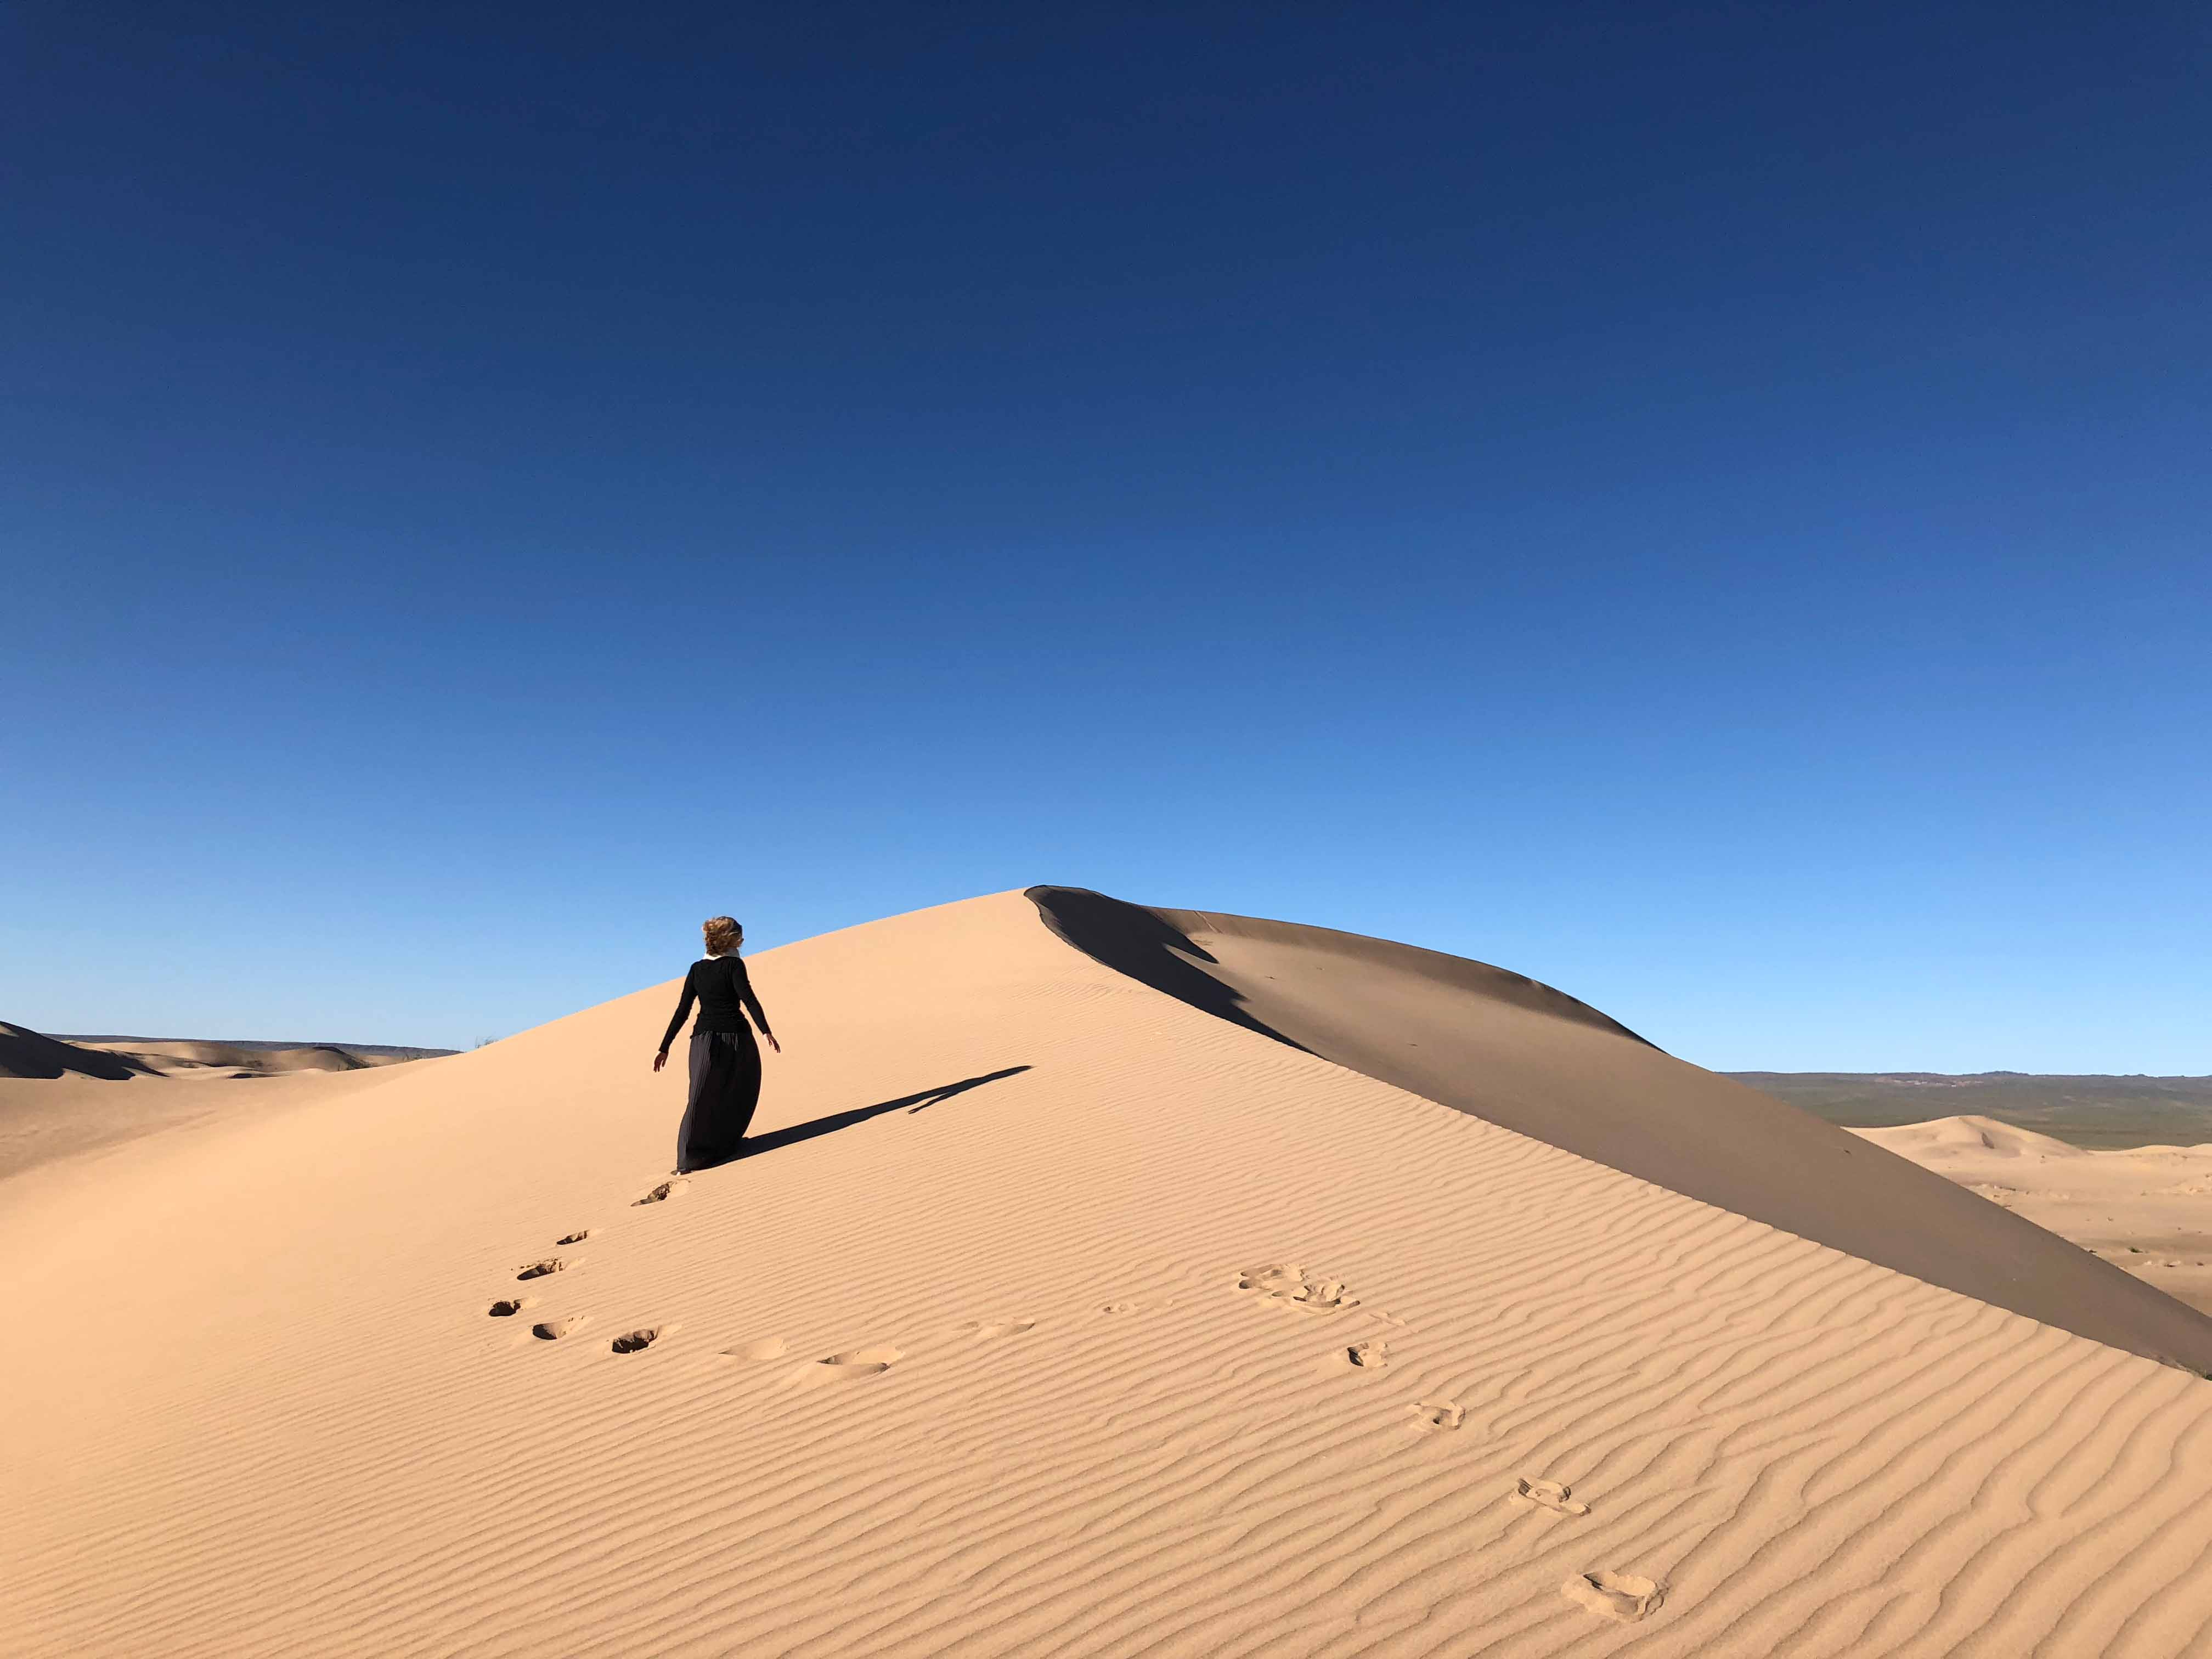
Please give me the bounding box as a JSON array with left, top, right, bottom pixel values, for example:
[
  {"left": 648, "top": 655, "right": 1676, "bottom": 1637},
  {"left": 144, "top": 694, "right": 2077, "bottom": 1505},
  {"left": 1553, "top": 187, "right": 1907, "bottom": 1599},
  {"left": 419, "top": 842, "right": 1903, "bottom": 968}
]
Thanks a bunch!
[
  {"left": 1414, "top": 1401, "right": 1464, "bottom": 1432},
  {"left": 634, "top": 1180, "right": 689, "bottom": 1206},
  {"left": 1237, "top": 1263, "right": 1359, "bottom": 1312},
  {"left": 1561, "top": 1571, "right": 1660, "bottom": 1623},
  {"left": 794, "top": 1346, "right": 902, "bottom": 1386},
  {"left": 960, "top": 1319, "right": 1036, "bottom": 1339},
  {"left": 1346, "top": 1340, "right": 1387, "bottom": 1369},
  {"left": 532, "top": 1316, "right": 585, "bottom": 1341},
  {"left": 720, "top": 1336, "right": 789, "bottom": 1361},
  {"left": 515, "top": 1259, "right": 567, "bottom": 1281},
  {"left": 556, "top": 1229, "right": 591, "bottom": 1245},
  {"left": 611, "top": 1326, "right": 668, "bottom": 1354},
  {"left": 1100, "top": 1302, "right": 1137, "bottom": 1314},
  {"left": 488, "top": 1297, "right": 537, "bottom": 1318},
  {"left": 1515, "top": 1478, "right": 1590, "bottom": 1516}
]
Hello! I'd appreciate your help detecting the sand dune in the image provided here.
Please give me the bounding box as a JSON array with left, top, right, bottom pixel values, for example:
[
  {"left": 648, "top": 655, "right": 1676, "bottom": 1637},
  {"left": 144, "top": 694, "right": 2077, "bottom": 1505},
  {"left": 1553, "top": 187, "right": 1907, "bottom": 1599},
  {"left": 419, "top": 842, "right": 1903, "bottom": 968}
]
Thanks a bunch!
[
  {"left": 4, "top": 889, "right": 2212, "bottom": 1657},
  {"left": 1861, "top": 1114, "right": 2092, "bottom": 1160}
]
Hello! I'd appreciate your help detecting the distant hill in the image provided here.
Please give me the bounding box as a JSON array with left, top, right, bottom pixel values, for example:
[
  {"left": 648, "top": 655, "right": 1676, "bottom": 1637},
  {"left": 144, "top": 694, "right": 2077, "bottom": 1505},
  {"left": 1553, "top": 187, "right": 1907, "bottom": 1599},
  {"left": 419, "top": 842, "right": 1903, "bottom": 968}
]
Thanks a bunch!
[{"left": 1726, "top": 1072, "right": 2212, "bottom": 1150}]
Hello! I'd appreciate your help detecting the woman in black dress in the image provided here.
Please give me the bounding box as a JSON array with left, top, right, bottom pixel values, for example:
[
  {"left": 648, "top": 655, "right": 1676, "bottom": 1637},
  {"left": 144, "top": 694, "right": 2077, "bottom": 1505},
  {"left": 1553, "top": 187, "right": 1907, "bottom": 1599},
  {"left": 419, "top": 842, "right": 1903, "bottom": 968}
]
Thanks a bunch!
[{"left": 653, "top": 916, "right": 779, "bottom": 1172}]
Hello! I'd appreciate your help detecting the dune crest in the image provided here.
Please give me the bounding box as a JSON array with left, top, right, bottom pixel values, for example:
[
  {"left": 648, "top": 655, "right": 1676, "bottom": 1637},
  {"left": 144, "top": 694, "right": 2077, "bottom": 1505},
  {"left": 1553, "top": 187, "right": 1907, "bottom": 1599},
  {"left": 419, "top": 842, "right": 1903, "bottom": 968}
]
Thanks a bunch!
[{"left": 4, "top": 889, "right": 2212, "bottom": 1657}]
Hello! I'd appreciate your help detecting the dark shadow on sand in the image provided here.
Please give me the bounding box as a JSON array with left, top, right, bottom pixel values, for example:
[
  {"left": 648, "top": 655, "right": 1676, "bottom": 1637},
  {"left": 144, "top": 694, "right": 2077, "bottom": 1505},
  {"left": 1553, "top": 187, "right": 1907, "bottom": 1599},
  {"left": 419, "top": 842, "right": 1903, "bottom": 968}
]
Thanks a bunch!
[
  {"left": 1024, "top": 885, "right": 1313, "bottom": 1056},
  {"left": 697, "top": 1065, "right": 1035, "bottom": 1169}
]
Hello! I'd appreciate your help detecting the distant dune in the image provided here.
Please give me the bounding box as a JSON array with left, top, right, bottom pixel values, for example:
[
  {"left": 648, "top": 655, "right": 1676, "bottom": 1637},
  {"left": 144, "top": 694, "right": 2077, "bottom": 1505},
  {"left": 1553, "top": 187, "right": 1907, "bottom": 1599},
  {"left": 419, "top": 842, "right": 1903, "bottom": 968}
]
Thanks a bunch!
[{"left": 4, "top": 889, "right": 2211, "bottom": 1657}]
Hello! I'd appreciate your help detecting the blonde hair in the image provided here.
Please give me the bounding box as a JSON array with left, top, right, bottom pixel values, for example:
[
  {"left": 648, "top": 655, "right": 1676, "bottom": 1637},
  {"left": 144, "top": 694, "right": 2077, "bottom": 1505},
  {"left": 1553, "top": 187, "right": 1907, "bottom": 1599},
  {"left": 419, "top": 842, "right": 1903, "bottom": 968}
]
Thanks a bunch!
[{"left": 702, "top": 916, "right": 743, "bottom": 956}]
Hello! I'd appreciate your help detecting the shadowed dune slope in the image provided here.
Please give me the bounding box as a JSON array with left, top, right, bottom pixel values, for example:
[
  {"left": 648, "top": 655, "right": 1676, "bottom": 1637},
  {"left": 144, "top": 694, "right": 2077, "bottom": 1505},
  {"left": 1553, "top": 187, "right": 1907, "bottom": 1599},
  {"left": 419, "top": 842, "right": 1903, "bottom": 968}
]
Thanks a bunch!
[
  {"left": 1029, "top": 887, "right": 2212, "bottom": 1375},
  {"left": 0, "top": 1021, "right": 144, "bottom": 1081}
]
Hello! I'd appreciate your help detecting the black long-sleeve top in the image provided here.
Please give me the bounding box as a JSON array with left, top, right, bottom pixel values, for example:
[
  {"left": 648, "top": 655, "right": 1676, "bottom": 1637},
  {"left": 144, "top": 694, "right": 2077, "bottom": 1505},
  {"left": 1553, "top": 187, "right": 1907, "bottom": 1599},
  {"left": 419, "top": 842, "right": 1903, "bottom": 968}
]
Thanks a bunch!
[{"left": 659, "top": 956, "right": 773, "bottom": 1051}]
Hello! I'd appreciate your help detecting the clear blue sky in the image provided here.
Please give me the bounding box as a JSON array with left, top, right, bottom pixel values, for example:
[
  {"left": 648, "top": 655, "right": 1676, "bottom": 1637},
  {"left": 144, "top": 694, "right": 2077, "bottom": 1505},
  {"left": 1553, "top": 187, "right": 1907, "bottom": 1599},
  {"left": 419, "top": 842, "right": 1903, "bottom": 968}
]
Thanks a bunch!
[{"left": 4, "top": 3, "right": 2206, "bottom": 1069}]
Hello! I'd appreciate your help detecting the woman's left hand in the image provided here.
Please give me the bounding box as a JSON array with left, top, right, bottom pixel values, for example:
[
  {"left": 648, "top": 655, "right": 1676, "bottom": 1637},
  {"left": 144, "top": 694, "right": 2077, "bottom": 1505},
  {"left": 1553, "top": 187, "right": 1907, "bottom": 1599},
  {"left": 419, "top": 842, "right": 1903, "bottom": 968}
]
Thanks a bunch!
[{"left": 765, "top": 1033, "right": 782, "bottom": 1054}]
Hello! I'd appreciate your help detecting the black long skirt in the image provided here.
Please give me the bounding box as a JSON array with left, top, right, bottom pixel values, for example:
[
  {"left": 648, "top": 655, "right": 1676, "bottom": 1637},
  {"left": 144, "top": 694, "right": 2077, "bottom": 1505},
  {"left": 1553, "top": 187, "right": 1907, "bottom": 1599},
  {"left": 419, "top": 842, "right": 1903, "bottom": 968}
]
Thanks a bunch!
[{"left": 679, "top": 1028, "right": 762, "bottom": 1173}]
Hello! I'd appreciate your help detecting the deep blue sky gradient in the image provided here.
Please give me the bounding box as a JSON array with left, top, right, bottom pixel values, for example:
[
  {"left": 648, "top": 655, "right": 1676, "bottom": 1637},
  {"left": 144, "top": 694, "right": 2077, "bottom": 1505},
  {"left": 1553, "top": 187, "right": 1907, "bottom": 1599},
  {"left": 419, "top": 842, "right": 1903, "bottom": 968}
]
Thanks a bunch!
[{"left": 4, "top": 2, "right": 2207, "bottom": 1066}]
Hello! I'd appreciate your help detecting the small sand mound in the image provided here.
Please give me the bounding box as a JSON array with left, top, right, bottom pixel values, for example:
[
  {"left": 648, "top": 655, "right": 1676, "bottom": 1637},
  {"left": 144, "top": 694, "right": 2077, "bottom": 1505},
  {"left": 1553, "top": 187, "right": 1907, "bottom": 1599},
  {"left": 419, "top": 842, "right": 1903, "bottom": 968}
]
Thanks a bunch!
[{"left": 1855, "top": 1115, "right": 2087, "bottom": 1160}]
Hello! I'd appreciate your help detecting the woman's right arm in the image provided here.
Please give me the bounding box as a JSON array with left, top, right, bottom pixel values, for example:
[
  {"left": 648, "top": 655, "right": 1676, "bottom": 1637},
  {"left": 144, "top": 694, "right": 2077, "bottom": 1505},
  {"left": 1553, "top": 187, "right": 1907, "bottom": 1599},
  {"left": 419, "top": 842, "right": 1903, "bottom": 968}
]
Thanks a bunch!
[{"left": 654, "top": 967, "right": 697, "bottom": 1066}]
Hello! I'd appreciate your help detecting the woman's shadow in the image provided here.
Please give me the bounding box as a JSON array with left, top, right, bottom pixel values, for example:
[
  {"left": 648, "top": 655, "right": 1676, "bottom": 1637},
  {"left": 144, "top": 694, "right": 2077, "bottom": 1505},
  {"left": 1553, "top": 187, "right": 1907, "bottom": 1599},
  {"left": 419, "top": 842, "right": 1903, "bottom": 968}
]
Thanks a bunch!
[{"left": 692, "top": 1065, "right": 1033, "bottom": 1171}]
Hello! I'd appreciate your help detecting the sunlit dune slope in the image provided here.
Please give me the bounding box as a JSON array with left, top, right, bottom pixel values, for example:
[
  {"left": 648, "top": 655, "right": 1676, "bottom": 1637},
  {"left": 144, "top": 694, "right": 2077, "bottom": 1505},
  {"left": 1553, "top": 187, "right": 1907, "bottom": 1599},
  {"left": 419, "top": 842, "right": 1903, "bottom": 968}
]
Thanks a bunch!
[{"left": 4, "top": 889, "right": 2212, "bottom": 1659}]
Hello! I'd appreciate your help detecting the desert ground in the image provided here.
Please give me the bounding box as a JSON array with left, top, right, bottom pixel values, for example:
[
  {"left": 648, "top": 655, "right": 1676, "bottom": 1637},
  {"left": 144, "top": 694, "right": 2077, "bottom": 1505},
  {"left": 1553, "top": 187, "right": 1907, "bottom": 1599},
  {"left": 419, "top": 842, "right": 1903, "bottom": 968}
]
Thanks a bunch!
[
  {"left": 3, "top": 888, "right": 2209, "bottom": 1657},
  {"left": 1848, "top": 1116, "right": 2212, "bottom": 1318}
]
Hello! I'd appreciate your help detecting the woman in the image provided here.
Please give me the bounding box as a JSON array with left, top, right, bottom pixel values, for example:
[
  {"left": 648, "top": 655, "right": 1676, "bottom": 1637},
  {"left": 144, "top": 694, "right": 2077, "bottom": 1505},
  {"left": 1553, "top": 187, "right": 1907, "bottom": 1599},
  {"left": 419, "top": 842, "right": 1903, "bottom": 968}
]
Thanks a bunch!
[{"left": 654, "top": 916, "right": 780, "bottom": 1173}]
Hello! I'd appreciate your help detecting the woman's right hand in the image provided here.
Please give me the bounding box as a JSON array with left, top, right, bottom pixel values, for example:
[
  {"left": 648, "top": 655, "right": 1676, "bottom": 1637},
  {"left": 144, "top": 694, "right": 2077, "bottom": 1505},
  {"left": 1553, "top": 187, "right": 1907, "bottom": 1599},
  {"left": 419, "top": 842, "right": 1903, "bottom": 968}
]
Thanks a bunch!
[{"left": 651, "top": 1049, "right": 668, "bottom": 1073}]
